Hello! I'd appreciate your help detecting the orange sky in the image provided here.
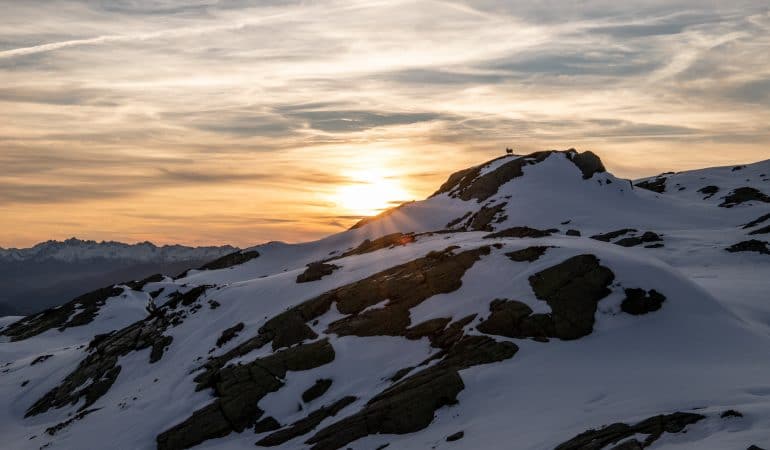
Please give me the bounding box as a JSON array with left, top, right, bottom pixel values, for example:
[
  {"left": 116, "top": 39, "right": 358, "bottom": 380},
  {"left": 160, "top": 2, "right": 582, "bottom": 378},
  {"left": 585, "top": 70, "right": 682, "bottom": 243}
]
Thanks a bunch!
[{"left": 1, "top": 1, "right": 769, "bottom": 248}]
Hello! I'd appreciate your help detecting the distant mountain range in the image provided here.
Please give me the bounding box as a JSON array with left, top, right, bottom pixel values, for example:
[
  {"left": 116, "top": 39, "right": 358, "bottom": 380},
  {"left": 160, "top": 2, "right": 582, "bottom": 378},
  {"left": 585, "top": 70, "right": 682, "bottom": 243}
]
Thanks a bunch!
[
  {"left": 1, "top": 150, "right": 769, "bottom": 450},
  {"left": 0, "top": 238, "right": 237, "bottom": 316}
]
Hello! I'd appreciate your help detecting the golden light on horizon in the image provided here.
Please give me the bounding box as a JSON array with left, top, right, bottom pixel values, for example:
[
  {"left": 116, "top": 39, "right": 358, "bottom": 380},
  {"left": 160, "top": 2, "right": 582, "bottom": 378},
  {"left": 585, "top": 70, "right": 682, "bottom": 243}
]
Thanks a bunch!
[{"left": 332, "top": 168, "right": 413, "bottom": 217}]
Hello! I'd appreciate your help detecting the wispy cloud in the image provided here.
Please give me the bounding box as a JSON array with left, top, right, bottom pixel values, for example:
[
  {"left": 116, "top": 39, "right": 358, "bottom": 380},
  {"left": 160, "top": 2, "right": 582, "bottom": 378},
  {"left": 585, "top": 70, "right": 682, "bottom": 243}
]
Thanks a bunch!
[{"left": 1, "top": 0, "right": 769, "bottom": 247}]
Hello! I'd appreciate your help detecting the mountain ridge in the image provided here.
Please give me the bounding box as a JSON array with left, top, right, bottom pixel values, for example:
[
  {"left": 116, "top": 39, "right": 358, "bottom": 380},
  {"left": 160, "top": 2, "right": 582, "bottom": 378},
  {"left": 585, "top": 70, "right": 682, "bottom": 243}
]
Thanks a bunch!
[{"left": 1, "top": 149, "right": 769, "bottom": 450}]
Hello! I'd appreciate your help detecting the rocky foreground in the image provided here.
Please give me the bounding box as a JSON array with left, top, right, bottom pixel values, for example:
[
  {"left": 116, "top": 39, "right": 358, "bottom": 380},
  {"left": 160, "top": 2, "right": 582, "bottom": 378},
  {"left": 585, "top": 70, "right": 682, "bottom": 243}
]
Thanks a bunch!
[{"left": 1, "top": 149, "right": 770, "bottom": 450}]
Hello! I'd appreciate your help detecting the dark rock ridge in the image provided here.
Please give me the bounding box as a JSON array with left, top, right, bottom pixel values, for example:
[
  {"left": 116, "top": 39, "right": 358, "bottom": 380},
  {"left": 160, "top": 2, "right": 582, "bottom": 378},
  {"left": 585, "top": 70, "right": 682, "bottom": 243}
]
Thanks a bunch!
[
  {"left": 485, "top": 226, "right": 553, "bottom": 239},
  {"left": 621, "top": 289, "right": 666, "bottom": 315},
  {"left": 26, "top": 313, "right": 176, "bottom": 417},
  {"left": 555, "top": 411, "right": 705, "bottom": 450},
  {"left": 306, "top": 335, "right": 517, "bottom": 450},
  {"left": 296, "top": 262, "right": 340, "bottom": 283},
  {"left": 698, "top": 185, "right": 719, "bottom": 199},
  {"left": 157, "top": 339, "right": 336, "bottom": 450},
  {"left": 1, "top": 285, "right": 125, "bottom": 341},
  {"left": 302, "top": 378, "right": 333, "bottom": 403},
  {"left": 325, "top": 247, "right": 490, "bottom": 338},
  {"left": 719, "top": 187, "right": 770, "bottom": 208},
  {"left": 726, "top": 240, "right": 770, "bottom": 255},
  {"left": 468, "top": 202, "right": 507, "bottom": 231},
  {"left": 635, "top": 177, "right": 667, "bottom": 193},
  {"left": 432, "top": 149, "right": 605, "bottom": 202},
  {"left": 478, "top": 254, "right": 614, "bottom": 340},
  {"left": 197, "top": 250, "right": 260, "bottom": 271},
  {"left": 216, "top": 322, "right": 244, "bottom": 347},
  {"left": 255, "top": 396, "right": 356, "bottom": 447},
  {"left": 615, "top": 232, "right": 662, "bottom": 248},
  {"left": 748, "top": 225, "right": 770, "bottom": 235},
  {"left": 334, "top": 233, "right": 415, "bottom": 260},
  {"left": 505, "top": 246, "right": 553, "bottom": 262},
  {"left": 743, "top": 213, "right": 770, "bottom": 229}
]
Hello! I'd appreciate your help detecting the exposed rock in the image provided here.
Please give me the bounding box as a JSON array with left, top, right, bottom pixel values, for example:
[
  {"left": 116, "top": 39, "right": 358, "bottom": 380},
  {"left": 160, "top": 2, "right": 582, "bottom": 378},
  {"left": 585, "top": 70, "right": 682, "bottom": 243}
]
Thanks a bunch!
[
  {"left": 158, "top": 340, "right": 335, "bottom": 450},
  {"left": 726, "top": 240, "right": 770, "bottom": 255},
  {"left": 567, "top": 150, "right": 606, "bottom": 179},
  {"left": 446, "top": 431, "right": 464, "bottom": 442},
  {"left": 45, "top": 408, "right": 100, "bottom": 436},
  {"left": 698, "top": 185, "right": 719, "bottom": 199},
  {"left": 297, "top": 263, "right": 340, "bottom": 283},
  {"left": 635, "top": 177, "right": 667, "bottom": 193},
  {"left": 27, "top": 314, "right": 175, "bottom": 417},
  {"left": 468, "top": 202, "right": 507, "bottom": 231},
  {"left": 306, "top": 336, "right": 517, "bottom": 450},
  {"left": 621, "top": 289, "right": 666, "bottom": 315},
  {"left": 164, "top": 285, "right": 212, "bottom": 309},
  {"left": 720, "top": 187, "right": 770, "bottom": 208},
  {"left": 743, "top": 213, "right": 770, "bottom": 229},
  {"left": 1, "top": 285, "right": 124, "bottom": 341},
  {"left": 31, "top": 354, "right": 53, "bottom": 366},
  {"left": 197, "top": 250, "right": 260, "bottom": 271},
  {"left": 216, "top": 322, "right": 244, "bottom": 347},
  {"left": 336, "top": 233, "right": 416, "bottom": 259},
  {"left": 326, "top": 248, "right": 489, "bottom": 338},
  {"left": 125, "top": 273, "right": 165, "bottom": 291},
  {"left": 721, "top": 409, "right": 743, "bottom": 418},
  {"left": 611, "top": 439, "right": 643, "bottom": 450},
  {"left": 749, "top": 225, "right": 770, "bottom": 235},
  {"left": 615, "top": 232, "right": 663, "bottom": 248},
  {"left": 527, "top": 255, "right": 615, "bottom": 340},
  {"left": 446, "top": 212, "right": 472, "bottom": 229},
  {"left": 505, "top": 246, "right": 552, "bottom": 262},
  {"left": 555, "top": 412, "right": 705, "bottom": 450},
  {"left": 256, "top": 396, "right": 356, "bottom": 447},
  {"left": 485, "top": 227, "right": 552, "bottom": 239},
  {"left": 477, "top": 299, "right": 553, "bottom": 340},
  {"left": 433, "top": 151, "right": 554, "bottom": 202},
  {"left": 566, "top": 229, "right": 581, "bottom": 236},
  {"left": 590, "top": 229, "right": 637, "bottom": 242},
  {"left": 149, "top": 335, "right": 173, "bottom": 363},
  {"left": 302, "top": 378, "right": 333, "bottom": 403},
  {"left": 748, "top": 445, "right": 767, "bottom": 450},
  {"left": 254, "top": 416, "right": 281, "bottom": 434},
  {"left": 404, "top": 318, "right": 452, "bottom": 341}
]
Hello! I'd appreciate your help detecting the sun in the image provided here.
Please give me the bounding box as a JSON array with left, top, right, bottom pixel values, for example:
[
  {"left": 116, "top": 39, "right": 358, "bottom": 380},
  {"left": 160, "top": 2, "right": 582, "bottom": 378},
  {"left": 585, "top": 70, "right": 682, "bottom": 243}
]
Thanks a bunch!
[{"left": 334, "top": 170, "right": 411, "bottom": 217}]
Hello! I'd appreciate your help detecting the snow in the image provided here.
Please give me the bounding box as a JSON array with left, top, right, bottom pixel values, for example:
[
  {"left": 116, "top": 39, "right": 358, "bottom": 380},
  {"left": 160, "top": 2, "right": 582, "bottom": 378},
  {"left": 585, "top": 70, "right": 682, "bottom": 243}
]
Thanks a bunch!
[{"left": 1, "top": 151, "right": 769, "bottom": 449}]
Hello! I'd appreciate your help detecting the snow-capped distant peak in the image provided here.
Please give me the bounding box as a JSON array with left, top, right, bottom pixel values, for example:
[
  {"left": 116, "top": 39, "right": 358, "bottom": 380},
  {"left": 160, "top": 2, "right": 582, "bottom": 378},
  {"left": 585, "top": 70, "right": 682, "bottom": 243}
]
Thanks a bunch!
[{"left": 0, "top": 238, "right": 238, "bottom": 263}]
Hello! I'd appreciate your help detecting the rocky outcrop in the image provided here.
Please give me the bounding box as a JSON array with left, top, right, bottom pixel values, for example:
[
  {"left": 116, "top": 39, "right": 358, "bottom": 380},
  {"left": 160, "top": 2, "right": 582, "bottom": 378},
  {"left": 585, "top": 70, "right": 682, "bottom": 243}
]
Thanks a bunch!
[
  {"left": 485, "top": 227, "right": 553, "bottom": 239},
  {"left": 743, "top": 213, "right": 770, "bottom": 229},
  {"left": 621, "top": 289, "right": 666, "bottom": 315},
  {"left": 749, "top": 225, "right": 770, "bottom": 235},
  {"left": 591, "top": 229, "right": 637, "bottom": 242},
  {"left": 527, "top": 254, "right": 615, "bottom": 340},
  {"left": 306, "top": 336, "right": 517, "bottom": 450},
  {"left": 726, "top": 240, "right": 770, "bottom": 255},
  {"left": 325, "top": 247, "right": 490, "bottom": 338},
  {"left": 216, "top": 322, "right": 244, "bottom": 347},
  {"left": 197, "top": 250, "right": 260, "bottom": 271},
  {"left": 27, "top": 314, "right": 175, "bottom": 417},
  {"left": 468, "top": 202, "right": 507, "bottom": 231},
  {"left": 1, "top": 285, "right": 124, "bottom": 341},
  {"left": 255, "top": 396, "right": 356, "bottom": 447},
  {"left": 720, "top": 187, "right": 770, "bottom": 208},
  {"left": 296, "top": 262, "right": 340, "bottom": 283},
  {"left": 505, "top": 246, "right": 552, "bottom": 262},
  {"left": 615, "top": 232, "right": 662, "bottom": 248},
  {"left": 302, "top": 378, "right": 333, "bottom": 403},
  {"left": 698, "top": 185, "right": 719, "bottom": 199},
  {"left": 335, "top": 233, "right": 415, "bottom": 259},
  {"left": 158, "top": 339, "right": 336, "bottom": 450},
  {"left": 555, "top": 412, "right": 705, "bottom": 450},
  {"left": 567, "top": 150, "right": 606, "bottom": 179},
  {"left": 635, "top": 177, "right": 667, "bottom": 193}
]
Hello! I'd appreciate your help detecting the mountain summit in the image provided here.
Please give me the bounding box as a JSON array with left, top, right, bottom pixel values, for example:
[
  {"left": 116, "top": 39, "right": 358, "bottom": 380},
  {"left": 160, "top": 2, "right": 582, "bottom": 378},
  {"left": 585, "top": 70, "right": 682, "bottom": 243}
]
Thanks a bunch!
[{"left": 1, "top": 149, "right": 769, "bottom": 450}]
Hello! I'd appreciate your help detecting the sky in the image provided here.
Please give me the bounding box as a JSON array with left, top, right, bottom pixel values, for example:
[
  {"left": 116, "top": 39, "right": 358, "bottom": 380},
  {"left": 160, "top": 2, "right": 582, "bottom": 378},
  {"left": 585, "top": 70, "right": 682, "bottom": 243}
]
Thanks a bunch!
[{"left": 1, "top": 0, "right": 769, "bottom": 248}]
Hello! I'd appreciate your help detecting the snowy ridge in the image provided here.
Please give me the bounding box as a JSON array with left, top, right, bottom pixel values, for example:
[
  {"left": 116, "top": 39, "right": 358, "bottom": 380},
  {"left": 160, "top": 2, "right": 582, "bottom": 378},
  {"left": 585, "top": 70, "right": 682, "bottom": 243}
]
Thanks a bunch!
[
  {"left": 1, "top": 150, "right": 769, "bottom": 450},
  {"left": 0, "top": 238, "right": 238, "bottom": 263}
]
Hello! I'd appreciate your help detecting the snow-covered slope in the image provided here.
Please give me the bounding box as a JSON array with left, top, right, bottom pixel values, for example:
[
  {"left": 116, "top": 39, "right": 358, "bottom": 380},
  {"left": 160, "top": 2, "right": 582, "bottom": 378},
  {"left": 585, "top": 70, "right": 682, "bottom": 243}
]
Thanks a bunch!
[{"left": 1, "top": 150, "right": 769, "bottom": 450}]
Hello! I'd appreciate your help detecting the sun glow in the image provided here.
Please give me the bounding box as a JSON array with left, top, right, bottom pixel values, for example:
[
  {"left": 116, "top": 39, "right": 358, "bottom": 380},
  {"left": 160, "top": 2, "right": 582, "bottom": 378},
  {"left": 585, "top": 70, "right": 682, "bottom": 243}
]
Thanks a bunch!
[{"left": 334, "top": 169, "right": 412, "bottom": 217}]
